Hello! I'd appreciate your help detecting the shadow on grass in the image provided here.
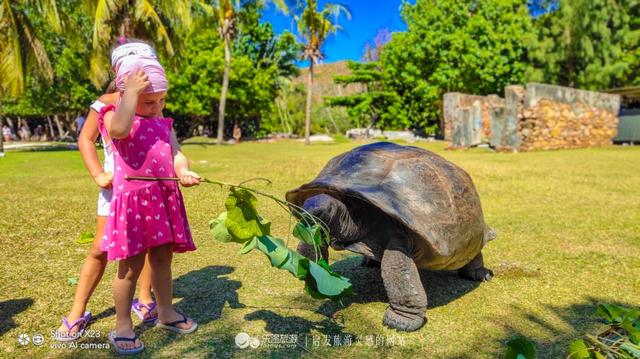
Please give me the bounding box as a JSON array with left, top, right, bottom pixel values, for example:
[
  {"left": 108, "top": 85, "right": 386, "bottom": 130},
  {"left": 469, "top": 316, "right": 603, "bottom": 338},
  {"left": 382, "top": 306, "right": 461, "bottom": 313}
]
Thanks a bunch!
[
  {"left": 457, "top": 296, "right": 637, "bottom": 359},
  {"left": 0, "top": 298, "right": 34, "bottom": 337},
  {"left": 68, "top": 266, "right": 242, "bottom": 358},
  {"left": 315, "top": 255, "right": 482, "bottom": 319},
  {"left": 243, "top": 309, "right": 361, "bottom": 358}
]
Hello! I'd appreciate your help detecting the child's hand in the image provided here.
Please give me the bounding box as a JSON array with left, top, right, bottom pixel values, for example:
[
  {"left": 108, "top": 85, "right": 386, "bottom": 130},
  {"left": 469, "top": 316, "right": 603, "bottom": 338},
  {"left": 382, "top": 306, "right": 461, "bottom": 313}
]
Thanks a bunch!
[
  {"left": 124, "top": 70, "right": 150, "bottom": 96},
  {"left": 93, "top": 172, "right": 113, "bottom": 189},
  {"left": 179, "top": 170, "right": 201, "bottom": 187}
]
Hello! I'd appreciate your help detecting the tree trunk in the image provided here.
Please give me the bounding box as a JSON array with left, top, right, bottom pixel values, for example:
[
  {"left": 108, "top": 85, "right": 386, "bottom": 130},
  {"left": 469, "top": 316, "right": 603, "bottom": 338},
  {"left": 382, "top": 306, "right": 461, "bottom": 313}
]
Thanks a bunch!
[
  {"left": 47, "top": 116, "right": 55, "bottom": 139},
  {"left": 54, "top": 114, "right": 65, "bottom": 139},
  {"left": 217, "top": 27, "right": 232, "bottom": 145},
  {"left": 304, "top": 59, "right": 314, "bottom": 145}
]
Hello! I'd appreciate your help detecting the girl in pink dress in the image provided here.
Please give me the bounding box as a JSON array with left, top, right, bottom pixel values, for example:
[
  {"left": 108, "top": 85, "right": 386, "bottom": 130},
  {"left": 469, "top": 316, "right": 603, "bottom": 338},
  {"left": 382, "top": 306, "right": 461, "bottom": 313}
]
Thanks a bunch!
[{"left": 98, "top": 55, "right": 199, "bottom": 355}]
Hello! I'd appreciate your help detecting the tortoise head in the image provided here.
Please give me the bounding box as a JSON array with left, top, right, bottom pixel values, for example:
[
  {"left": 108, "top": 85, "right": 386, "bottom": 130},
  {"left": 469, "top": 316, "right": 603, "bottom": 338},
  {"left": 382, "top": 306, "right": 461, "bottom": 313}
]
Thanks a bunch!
[{"left": 302, "top": 193, "right": 370, "bottom": 248}]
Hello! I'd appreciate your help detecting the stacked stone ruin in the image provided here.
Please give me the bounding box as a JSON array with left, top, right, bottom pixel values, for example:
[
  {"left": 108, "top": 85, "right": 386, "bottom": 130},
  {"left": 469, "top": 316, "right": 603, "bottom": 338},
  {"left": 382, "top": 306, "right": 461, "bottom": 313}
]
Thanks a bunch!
[{"left": 443, "top": 83, "right": 621, "bottom": 151}]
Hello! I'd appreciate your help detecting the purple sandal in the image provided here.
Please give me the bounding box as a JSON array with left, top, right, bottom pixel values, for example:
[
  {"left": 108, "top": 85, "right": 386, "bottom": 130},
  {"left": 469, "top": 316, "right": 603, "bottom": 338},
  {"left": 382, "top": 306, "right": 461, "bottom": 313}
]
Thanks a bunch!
[
  {"left": 131, "top": 298, "right": 157, "bottom": 324},
  {"left": 55, "top": 311, "right": 91, "bottom": 342}
]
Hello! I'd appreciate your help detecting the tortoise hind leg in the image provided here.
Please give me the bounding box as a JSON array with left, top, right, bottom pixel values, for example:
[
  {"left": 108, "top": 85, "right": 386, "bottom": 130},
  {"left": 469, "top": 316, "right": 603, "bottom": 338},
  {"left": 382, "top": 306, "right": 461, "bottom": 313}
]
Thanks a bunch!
[
  {"left": 458, "top": 252, "right": 493, "bottom": 281},
  {"left": 381, "top": 237, "right": 427, "bottom": 332}
]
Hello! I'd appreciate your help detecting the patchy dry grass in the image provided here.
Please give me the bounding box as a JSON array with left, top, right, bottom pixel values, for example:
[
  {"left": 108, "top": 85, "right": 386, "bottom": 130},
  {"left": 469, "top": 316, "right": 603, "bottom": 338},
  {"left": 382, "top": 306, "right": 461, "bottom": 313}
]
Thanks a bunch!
[{"left": 0, "top": 140, "right": 639, "bottom": 358}]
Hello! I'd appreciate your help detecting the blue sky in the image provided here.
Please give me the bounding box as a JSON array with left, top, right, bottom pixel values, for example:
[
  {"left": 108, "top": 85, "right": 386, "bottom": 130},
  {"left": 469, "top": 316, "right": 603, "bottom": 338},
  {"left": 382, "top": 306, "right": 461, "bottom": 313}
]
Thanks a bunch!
[{"left": 261, "top": 0, "right": 411, "bottom": 64}]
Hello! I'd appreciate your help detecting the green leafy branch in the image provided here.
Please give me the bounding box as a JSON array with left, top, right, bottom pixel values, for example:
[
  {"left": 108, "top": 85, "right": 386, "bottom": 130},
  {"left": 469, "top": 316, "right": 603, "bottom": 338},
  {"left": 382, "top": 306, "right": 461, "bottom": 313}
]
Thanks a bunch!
[
  {"left": 209, "top": 185, "right": 353, "bottom": 301},
  {"left": 568, "top": 304, "right": 640, "bottom": 359}
]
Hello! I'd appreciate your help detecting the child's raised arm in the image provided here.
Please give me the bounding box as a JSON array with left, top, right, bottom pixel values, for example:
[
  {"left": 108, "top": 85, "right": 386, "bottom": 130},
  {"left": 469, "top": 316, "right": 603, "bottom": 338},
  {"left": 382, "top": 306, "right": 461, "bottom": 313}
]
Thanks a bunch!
[
  {"left": 170, "top": 129, "right": 200, "bottom": 187},
  {"left": 106, "top": 70, "right": 149, "bottom": 139}
]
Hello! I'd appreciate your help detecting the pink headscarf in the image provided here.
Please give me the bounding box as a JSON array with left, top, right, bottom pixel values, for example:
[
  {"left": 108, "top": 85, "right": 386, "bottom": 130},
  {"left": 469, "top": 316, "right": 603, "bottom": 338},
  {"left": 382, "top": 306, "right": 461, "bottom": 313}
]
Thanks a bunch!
[{"left": 115, "top": 55, "right": 168, "bottom": 94}]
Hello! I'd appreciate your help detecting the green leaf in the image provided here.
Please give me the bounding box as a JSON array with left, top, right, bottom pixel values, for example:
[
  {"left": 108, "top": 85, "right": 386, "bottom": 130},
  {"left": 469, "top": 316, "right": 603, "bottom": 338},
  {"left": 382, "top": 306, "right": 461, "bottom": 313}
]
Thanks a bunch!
[
  {"left": 68, "top": 277, "right": 78, "bottom": 286},
  {"left": 255, "top": 236, "right": 290, "bottom": 268},
  {"left": 567, "top": 339, "right": 592, "bottom": 359},
  {"left": 505, "top": 336, "right": 536, "bottom": 359},
  {"left": 225, "top": 188, "right": 271, "bottom": 241},
  {"left": 76, "top": 231, "right": 94, "bottom": 244},
  {"left": 596, "top": 304, "right": 627, "bottom": 324},
  {"left": 239, "top": 237, "right": 258, "bottom": 254},
  {"left": 302, "top": 259, "right": 353, "bottom": 301},
  {"left": 292, "top": 221, "right": 323, "bottom": 246},
  {"left": 621, "top": 343, "right": 640, "bottom": 359},
  {"left": 210, "top": 212, "right": 242, "bottom": 243}
]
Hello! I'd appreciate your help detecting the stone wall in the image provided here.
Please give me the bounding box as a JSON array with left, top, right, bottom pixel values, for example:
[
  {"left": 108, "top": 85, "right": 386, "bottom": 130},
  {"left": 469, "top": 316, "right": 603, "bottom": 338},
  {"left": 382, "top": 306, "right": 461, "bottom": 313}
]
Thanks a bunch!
[
  {"left": 444, "top": 83, "right": 621, "bottom": 151},
  {"left": 442, "top": 92, "right": 504, "bottom": 147}
]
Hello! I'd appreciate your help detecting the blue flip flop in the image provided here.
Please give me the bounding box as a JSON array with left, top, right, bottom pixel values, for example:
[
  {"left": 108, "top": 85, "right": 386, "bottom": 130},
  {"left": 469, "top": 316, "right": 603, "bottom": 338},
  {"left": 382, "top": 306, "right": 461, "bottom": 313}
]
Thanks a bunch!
[
  {"left": 156, "top": 314, "right": 198, "bottom": 334},
  {"left": 108, "top": 331, "right": 144, "bottom": 355}
]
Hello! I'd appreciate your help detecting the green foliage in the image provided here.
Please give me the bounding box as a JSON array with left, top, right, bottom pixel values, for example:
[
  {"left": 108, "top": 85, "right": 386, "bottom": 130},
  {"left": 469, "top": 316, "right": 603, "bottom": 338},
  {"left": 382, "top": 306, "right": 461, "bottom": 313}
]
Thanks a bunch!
[
  {"left": 379, "top": 0, "right": 533, "bottom": 134},
  {"left": 327, "top": 60, "right": 408, "bottom": 130},
  {"left": 3, "top": 0, "right": 101, "bottom": 117},
  {"left": 265, "top": 80, "right": 353, "bottom": 135},
  {"left": 165, "top": 13, "right": 300, "bottom": 137},
  {"left": 506, "top": 336, "right": 536, "bottom": 359},
  {"left": 210, "top": 187, "right": 353, "bottom": 301},
  {"left": 525, "top": 0, "right": 640, "bottom": 90}
]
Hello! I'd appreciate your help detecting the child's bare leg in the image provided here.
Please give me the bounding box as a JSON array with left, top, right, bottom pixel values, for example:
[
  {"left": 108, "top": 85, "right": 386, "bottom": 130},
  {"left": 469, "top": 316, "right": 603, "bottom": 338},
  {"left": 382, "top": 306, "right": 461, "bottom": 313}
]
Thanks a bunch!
[
  {"left": 57, "top": 216, "right": 108, "bottom": 335},
  {"left": 136, "top": 254, "right": 156, "bottom": 318},
  {"left": 113, "top": 253, "right": 145, "bottom": 350},
  {"left": 148, "top": 244, "right": 194, "bottom": 329}
]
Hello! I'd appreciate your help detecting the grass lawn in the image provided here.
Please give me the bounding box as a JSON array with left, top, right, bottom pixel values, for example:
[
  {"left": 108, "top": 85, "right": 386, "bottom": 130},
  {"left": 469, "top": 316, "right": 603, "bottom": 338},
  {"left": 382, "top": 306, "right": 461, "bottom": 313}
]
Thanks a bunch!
[{"left": 1, "top": 140, "right": 638, "bottom": 358}]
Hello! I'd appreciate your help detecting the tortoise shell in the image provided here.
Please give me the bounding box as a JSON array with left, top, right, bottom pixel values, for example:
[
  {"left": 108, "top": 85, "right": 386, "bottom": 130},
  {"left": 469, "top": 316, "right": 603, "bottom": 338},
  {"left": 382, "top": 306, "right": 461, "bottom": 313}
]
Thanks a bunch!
[{"left": 286, "top": 142, "right": 490, "bottom": 270}]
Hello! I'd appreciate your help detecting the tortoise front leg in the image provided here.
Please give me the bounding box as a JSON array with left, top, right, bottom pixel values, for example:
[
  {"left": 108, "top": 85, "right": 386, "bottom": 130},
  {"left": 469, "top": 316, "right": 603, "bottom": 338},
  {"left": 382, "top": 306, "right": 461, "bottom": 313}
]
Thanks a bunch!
[{"left": 381, "top": 237, "right": 427, "bottom": 332}]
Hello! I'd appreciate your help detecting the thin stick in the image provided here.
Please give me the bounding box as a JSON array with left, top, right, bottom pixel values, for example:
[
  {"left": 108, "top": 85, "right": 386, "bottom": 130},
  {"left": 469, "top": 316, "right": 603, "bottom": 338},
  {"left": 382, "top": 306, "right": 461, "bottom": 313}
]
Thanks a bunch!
[{"left": 125, "top": 175, "right": 331, "bottom": 244}]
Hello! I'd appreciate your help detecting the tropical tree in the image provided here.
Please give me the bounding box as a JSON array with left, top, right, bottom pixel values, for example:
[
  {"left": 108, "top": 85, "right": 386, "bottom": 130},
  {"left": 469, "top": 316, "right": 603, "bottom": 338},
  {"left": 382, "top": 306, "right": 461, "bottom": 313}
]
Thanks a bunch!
[
  {"left": 88, "top": 0, "right": 209, "bottom": 87},
  {"left": 379, "top": 0, "right": 533, "bottom": 135},
  {"left": 210, "top": 0, "right": 288, "bottom": 145},
  {"left": 165, "top": 10, "right": 299, "bottom": 138},
  {"left": 327, "top": 60, "right": 406, "bottom": 131},
  {"left": 294, "top": 0, "right": 350, "bottom": 145},
  {"left": 525, "top": 0, "right": 640, "bottom": 90},
  {"left": 0, "top": 0, "right": 62, "bottom": 153}
]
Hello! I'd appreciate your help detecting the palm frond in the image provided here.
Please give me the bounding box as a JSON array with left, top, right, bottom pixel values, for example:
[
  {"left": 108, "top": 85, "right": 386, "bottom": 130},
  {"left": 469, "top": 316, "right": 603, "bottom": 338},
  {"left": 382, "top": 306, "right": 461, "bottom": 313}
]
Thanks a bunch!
[
  {"left": 38, "top": 0, "right": 62, "bottom": 32},
  {"left": 90, "top": 0, "right": 119, "bottom": 86},
  {"left": 135, "top": 0, "right": 174, "bottom": 56},
  {"left": 18, "top": 11, "right": 54, "bottom": 82},
  {"left": 0, "top": 0, "right": 24, "bottom": 97}
]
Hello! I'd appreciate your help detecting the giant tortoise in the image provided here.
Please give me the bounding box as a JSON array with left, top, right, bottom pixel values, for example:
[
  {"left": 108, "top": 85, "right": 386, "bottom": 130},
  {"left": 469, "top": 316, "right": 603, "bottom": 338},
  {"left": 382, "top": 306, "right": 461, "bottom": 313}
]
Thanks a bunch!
[{"left": 286, "top": 142, "right": 495, "bottom": 331}]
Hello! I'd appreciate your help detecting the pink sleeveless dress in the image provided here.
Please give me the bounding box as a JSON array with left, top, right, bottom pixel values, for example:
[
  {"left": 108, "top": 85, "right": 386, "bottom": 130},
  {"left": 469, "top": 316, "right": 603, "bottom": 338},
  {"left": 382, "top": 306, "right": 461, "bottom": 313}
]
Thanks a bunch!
[{"left": 98, "top": 105, "right": 196, "bottom": 261}]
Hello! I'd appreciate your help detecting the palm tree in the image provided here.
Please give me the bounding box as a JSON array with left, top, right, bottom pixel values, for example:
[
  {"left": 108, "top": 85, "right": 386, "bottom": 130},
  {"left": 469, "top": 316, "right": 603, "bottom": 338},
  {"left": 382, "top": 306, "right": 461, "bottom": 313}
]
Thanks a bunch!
[
  {"left": 0, "top": 0, "right": 62, "bottom": 154},
  {"left": 295, "top": 0, "right": 349, "bottom": 145},
  {"left": 211, "top": 0, "right": 288, "bottom": 145},
  {"left": 89, "top": 0, "right": 210, "bottom": 87}
]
